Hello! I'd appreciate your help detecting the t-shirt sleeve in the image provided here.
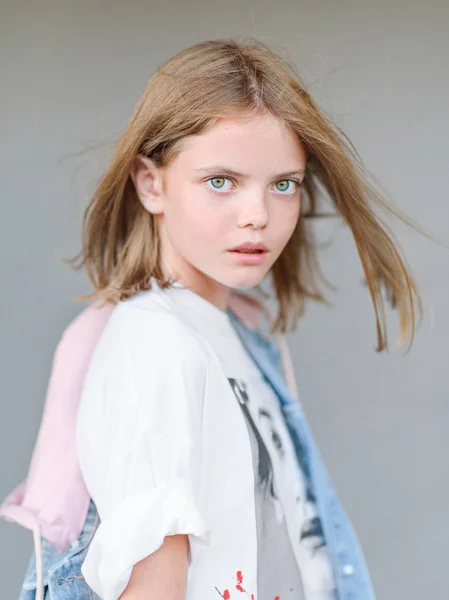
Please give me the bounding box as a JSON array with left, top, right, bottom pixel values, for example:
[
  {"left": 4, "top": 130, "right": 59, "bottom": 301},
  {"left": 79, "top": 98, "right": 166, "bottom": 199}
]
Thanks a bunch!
[{"left": 76, "top": 307, "right": 210, "bottom": 600}]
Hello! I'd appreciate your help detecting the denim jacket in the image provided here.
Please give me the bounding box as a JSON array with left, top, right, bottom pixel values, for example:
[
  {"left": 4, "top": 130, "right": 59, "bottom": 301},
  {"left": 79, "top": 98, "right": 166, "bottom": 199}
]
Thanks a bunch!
[{"left": 18, "top": 310, "right": 375, "bottom": 600}]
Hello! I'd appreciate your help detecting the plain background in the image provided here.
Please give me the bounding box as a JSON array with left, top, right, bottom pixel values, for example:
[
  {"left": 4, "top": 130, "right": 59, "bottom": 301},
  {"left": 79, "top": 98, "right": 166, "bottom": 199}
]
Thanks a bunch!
[{"left": 1, "top": 1, "right": 448, "bottom": 598}]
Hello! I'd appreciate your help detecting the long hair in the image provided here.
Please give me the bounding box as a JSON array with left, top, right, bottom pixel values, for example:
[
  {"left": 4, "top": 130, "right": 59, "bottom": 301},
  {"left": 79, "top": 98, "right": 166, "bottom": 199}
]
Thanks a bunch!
[{"left": 73, "top": 38, "right": 422, "bottom": 351}]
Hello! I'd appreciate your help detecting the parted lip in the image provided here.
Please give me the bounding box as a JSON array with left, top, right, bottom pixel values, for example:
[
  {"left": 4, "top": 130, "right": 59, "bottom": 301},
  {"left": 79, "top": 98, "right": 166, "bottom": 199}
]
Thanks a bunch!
[{"left": 229, "top": 242, "right": 268, "bottom": 252}]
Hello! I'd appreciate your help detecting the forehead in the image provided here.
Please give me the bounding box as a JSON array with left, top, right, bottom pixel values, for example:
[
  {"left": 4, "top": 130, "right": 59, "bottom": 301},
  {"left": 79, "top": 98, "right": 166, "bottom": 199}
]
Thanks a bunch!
[{"left": 174, "top": 113, "right": 307, "bottom": 172}]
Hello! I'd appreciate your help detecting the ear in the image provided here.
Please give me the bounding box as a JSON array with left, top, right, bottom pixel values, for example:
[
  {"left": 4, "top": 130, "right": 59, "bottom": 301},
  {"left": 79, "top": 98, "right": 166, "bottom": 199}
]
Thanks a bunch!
[{"left": 130, "top": 155, "right": 165, "bottom": 215}]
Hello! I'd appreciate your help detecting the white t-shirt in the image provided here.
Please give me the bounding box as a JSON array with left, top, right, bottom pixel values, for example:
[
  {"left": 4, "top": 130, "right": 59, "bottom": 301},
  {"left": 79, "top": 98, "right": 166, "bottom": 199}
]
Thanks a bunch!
[{"left": 76, "top": 283, "right": 336, "bottom": 600}]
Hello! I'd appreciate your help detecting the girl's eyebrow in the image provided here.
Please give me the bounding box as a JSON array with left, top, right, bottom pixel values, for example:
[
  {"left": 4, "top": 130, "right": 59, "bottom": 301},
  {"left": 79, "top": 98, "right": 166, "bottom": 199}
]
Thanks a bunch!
[{"left": 195, "top": 166, "right": 306, "bottom": 179}]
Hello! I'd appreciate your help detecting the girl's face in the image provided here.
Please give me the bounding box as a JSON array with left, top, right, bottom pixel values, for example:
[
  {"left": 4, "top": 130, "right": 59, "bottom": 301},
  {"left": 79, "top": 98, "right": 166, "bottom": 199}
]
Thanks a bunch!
[{"left": 133, "top": 112, "right": 307, "bottom": 308}]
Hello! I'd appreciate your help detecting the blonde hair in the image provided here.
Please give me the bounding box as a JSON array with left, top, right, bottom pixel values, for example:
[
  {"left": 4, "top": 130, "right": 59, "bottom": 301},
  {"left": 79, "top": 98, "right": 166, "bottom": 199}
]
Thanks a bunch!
[{"left": 73, "top": 38, "right": 421, "bottom": 351}]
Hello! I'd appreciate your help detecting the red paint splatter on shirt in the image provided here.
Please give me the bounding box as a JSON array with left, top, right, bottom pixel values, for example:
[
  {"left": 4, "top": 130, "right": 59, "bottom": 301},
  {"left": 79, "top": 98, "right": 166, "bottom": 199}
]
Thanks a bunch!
[
  {"left": 223, "top": 590, "right": 230, "bottom": 600},
  {"left": 274, "top": 596, "right": 280, "bottom": 600},
  {"left": 236, "top": 584, "right": 244, "bottom": 592},
  {"left": 236, "top": 571, "right": 243, "bottom": 584}
]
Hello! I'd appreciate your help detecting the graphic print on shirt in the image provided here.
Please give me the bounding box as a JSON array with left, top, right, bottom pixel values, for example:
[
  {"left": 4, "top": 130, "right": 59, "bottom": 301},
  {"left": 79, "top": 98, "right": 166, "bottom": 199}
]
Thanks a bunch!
[{"left": 227, "top": 378, "right": 334, "bottom": 600}]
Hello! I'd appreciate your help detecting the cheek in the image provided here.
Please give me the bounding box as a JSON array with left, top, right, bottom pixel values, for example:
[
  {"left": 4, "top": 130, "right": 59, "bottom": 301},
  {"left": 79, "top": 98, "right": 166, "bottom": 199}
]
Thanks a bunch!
[
  {"left": 188, "top": 200, "right": 232, "bottom": 244},
  {"left": 271, "top": 199, "right": 301, "bottom": 241},
  {"left": 166, "top": 190, "right": 231, "bottom": 245},
  {"left": 194, "top": 202, "right": 231, "bottom": 236}
]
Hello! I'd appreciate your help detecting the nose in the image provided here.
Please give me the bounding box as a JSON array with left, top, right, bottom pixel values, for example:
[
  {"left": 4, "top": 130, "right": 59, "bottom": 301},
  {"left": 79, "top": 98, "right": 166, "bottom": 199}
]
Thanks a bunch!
[{"left": 237, "top": 194, "right": 269, "bottom": 230}]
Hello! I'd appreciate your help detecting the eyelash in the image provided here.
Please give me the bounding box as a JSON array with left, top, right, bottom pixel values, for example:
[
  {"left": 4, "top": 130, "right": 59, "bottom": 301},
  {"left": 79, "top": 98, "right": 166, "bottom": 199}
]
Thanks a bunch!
[{"left": 205, "top": 176, "right": 302, "bottom": 195}]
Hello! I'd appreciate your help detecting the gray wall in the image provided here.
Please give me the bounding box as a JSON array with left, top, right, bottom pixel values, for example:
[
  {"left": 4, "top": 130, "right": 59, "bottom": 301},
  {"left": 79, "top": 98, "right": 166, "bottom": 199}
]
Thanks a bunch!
[{"left": 1, "top": 1, "right": 448, "bottom": 598}]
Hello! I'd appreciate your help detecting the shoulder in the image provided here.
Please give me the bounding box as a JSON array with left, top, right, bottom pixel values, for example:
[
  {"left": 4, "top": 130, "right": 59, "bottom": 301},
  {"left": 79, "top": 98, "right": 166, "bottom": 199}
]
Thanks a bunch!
[
  {"left": 77, "top": 295, "right": 210, "bottom": 448},
  {"left": 43, "top": 303, "right": 114, "bottom": 393},
  {"left": 86, "top": 292, "right": 210, "bottom": 390},
  {"left": 61, "top": 302, "right": 114, "bottom": 348},
  {"left": 52, "top": 302, "right": 113, "bottom": 360}
]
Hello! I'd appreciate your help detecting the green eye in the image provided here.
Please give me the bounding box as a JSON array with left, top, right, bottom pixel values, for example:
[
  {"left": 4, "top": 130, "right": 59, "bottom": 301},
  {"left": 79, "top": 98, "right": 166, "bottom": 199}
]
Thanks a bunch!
[
  {"left": 210, "top": 177, "right": 226, "bottom": 189},
  {"left": 276, "top": 180, "right": 291, "bottom": 192},
  {"left": 205, "top": 176, "right": 233, "bottom": 194}
]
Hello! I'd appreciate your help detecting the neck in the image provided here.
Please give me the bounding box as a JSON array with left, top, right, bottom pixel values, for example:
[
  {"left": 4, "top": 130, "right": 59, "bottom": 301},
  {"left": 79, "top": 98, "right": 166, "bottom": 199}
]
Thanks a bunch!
[{"left": 182, "top": 276, "right": 232, "bottom": 312}]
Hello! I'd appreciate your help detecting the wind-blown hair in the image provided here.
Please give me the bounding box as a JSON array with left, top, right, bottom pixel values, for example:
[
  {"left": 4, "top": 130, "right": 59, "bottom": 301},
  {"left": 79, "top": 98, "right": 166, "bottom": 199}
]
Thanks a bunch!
[{"left": 74, "top": 38, "right": 421, "bottom": 350}]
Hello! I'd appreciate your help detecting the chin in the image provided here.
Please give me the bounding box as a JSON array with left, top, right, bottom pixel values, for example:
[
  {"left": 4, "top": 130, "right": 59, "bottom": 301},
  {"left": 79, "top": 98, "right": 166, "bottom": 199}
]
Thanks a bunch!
[{"left": 220, "top": 268, "right": 267, "bottom": 290}]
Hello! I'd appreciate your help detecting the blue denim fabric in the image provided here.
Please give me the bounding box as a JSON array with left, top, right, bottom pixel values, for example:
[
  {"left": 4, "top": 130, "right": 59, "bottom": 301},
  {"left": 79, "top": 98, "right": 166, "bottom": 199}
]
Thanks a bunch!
[
  {"left": 229, "top": 313, "right": 376, "bottom": 600},
  {"left": 20, "top": 316, "right": 375, "bottom": 600},
  {"left": 19, "top": 500, "right": 100, "bottom": 600}
]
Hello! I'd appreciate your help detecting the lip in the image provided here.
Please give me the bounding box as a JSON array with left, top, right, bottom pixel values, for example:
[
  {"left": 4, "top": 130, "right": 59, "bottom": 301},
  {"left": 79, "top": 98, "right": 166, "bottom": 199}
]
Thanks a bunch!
[
  {"left": 229, "top": 242, "right": 268, "bottom": 252},
  {"left": 227, "top": 242, "right": 269, "bottom": 266}
]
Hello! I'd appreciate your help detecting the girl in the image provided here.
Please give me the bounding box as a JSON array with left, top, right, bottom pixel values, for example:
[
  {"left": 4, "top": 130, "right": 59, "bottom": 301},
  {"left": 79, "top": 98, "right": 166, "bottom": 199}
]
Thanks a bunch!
[{"left": 2, "top": 38, "right": 421, "bottom": 600}]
